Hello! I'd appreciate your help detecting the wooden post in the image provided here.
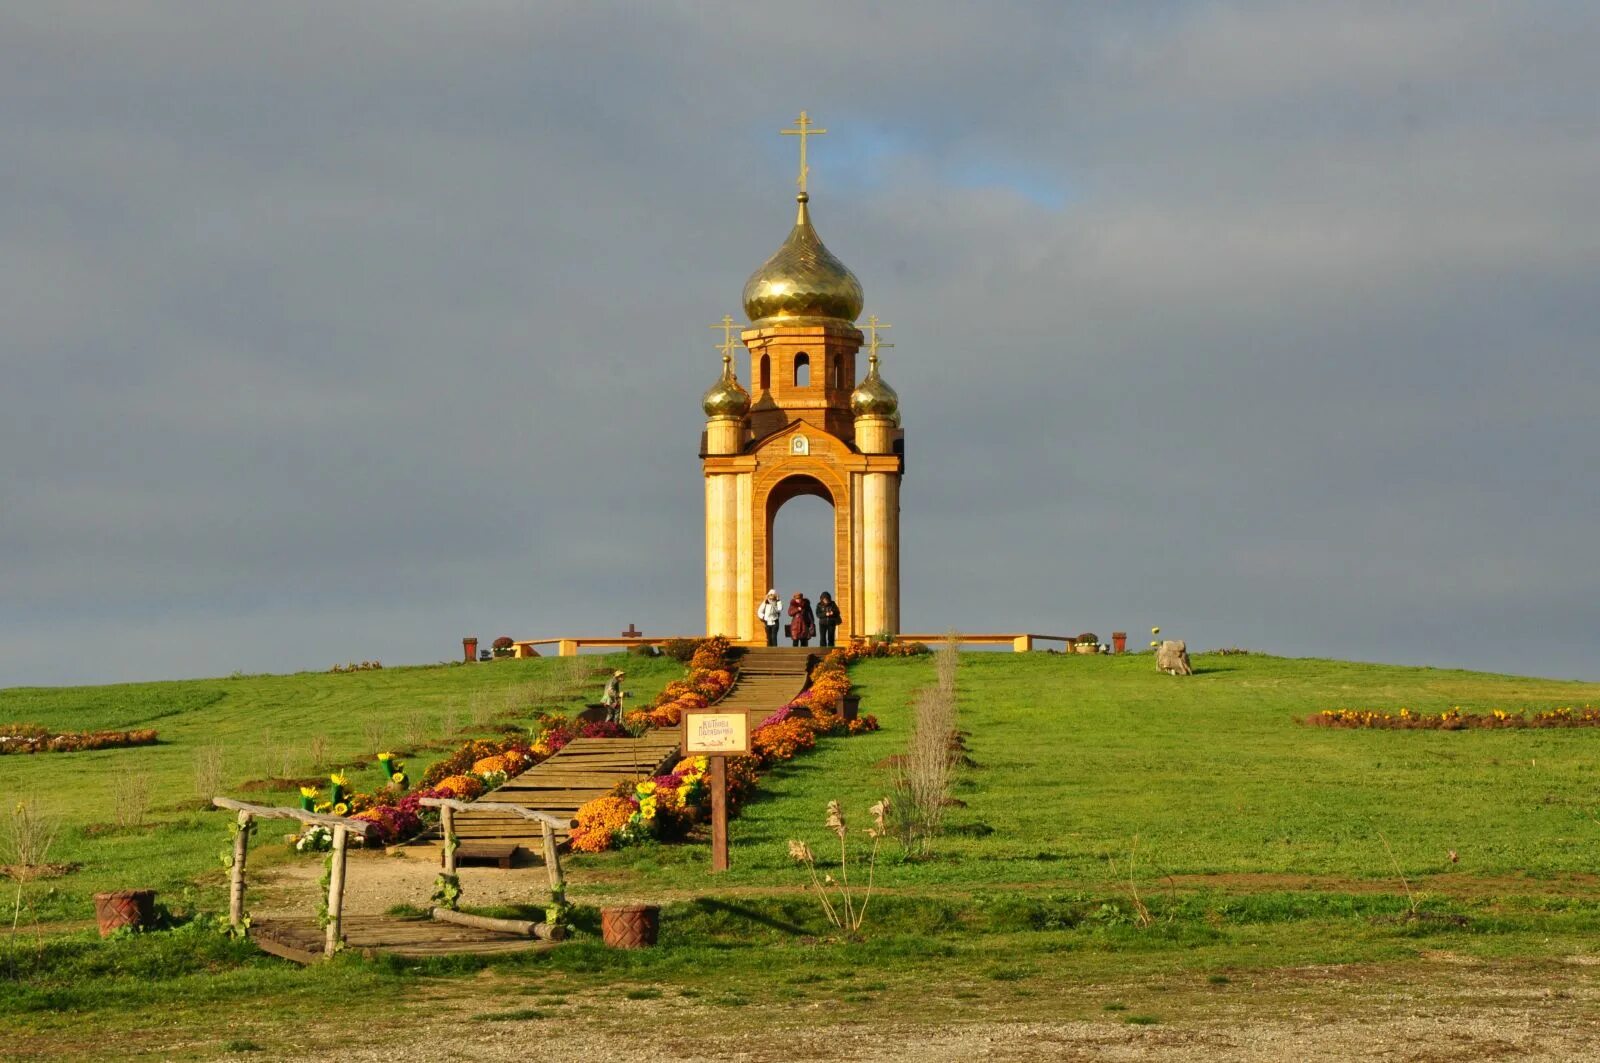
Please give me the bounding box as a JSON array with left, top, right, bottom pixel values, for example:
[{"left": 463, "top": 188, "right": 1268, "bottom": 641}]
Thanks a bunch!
[
  {"left": 440, "top": 804, "right": 457, "bottom": 876},
  {"left": 324, "top": 824, "right": 349, "bottom": 957},
  {"left": 228, "top": 810, "right": 251, "bottom": 930},
  {"left": 558, "top": 639, "right": 578, "bottom": 657},
  {"left": 710, "top": 755, "right": 729, "bottom": 873},
  {"left": 540, "top": 821, "right": 565, "bottom": 892}
]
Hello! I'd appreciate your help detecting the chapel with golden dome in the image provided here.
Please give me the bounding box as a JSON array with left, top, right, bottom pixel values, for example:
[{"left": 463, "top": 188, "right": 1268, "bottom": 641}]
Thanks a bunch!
[{"left": 701, "top": 112, "right": 904, "bottom": 643}]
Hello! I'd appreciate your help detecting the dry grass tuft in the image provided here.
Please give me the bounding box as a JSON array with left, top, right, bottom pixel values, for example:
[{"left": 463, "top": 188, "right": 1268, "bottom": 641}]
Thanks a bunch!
[
  {"left": 111, "top": 769, "right": 152, "bottom": 829},
  {"left": 891, "top": 634, "right": 961, "bottom": 857},
  {"left": 191, "top": 744, "right": 225, "bottom": 802},
  {"left": 2, "top": 800, "right": 59, "bottom": 880}
]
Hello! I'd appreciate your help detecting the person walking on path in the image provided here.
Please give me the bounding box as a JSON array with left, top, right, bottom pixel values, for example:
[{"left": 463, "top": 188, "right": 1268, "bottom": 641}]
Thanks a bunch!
[
  {"left": 787, "top": 592, "right": 816, "bottom": 647},
  {"left": 815, "top": 591, "right": 841, "bottom": 648},
  {"left": 757, "top": 590, "right": 783, "bottom": 647},
  {"left": 602, "top": 669, "right": 628, "bottom": 723}
]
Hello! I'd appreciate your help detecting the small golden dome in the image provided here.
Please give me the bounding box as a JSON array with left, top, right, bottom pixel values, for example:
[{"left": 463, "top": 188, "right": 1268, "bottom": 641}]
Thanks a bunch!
[
  {"left": 742, "top": 194, "right": 864, "bottom": 326},
  {"left": 702, "top": 353, "right": 750, "bottom": 418},
  {"left": 851, "top": 352, "right": 899, "bottom": 420}
]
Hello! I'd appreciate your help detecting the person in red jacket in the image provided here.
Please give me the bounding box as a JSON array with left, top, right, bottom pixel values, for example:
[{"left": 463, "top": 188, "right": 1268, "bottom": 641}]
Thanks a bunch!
[{"left": 787, "top": 592, "right": 815, "bottom": 647}]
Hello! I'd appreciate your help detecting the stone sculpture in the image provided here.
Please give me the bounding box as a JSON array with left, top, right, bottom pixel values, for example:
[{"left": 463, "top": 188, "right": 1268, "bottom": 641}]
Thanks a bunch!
[{"left": 1156, "top": 640, "right": 1193, "bottom": 676}]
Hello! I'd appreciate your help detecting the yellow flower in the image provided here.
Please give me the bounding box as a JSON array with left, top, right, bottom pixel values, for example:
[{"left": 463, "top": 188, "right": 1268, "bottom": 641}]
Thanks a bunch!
[
  {"left": 1151, "top": 626, "right": 1160, "bottom": 635},
  {"left": 329, "top": 773, "right": 348, "bottom": 787},
  {"left": 636, "top": 780, "right": 657, "bottom": 796},
  {"left": 391, "top": 772, "right": 406, "bottom": 783},
  {"left": 638, "top": 797, "right": 658, "bottom": 819},
  {"left": 377, "top": 752, "right": 394, "bottom": 760},
  {"left": 1149, "top": 640, "right": 1159, "bottom": 648},
  {"left": 332, "top": 802, "right": 349, "bottom": 816},
  {"left": 299, "top": 786, "right": 319, "bottom": 799}
]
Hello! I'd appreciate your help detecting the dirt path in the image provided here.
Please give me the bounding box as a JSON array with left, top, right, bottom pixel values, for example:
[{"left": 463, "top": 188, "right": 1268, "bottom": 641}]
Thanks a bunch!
[
  {"left": 248, "top": 962, "right": 1600, "bottom": 1062},
  {"left": 253, "top": 840, "right": 584, "bottom": 916}
]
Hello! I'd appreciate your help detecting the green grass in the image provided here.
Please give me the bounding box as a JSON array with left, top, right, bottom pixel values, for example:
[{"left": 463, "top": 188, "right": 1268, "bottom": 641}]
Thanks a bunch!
[
  {"left": 592, "top": 651, "right": 1600, "bottom": 888},
  {"left": 6, "top": 650, "right": 1600, "bottom": 1057},
  {"left": 0, "top": 653, "right": 681, "bottom": 923}
]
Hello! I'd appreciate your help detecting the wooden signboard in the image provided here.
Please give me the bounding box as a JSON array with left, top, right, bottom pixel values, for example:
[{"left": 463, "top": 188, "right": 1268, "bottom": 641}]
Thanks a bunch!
[
  {"left": 682, "top": 709, "right": 751, "bottom": 756},
  {"left": 681, "top": 709, "right": 749, "bottom": 872}
]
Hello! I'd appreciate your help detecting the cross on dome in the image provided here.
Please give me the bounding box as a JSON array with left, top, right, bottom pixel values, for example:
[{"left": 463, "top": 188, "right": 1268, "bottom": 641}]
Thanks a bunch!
[
  {"left": 780, "top": 110, "right": 827, "bottom": 195},
  {"left": 860, "top": 314, "right": 893, "bottom": 357},
  {"left": 708, "top": 314, "right": 742, "bottom": 359}
]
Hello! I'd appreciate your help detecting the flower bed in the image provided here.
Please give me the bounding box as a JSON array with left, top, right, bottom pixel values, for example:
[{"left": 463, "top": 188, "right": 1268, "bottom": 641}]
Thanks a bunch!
[
  {"left": 0, "top": 723, "right": 159, "bottom": 755},
  {"left": 570, "top": 642, "right": 910, "bottom": 853},
  {"left": 1306, "top": 705, "right": 1600, "bottom": 730}
]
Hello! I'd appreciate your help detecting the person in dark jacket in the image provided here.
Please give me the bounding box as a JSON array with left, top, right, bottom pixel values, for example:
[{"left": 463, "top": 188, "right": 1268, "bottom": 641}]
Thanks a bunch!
[
  {"left": 787, "top": 592, "right": 815, "bottom": 647},
  {"left": 815, "top": 591, "right": 841, "bottom": 647}
]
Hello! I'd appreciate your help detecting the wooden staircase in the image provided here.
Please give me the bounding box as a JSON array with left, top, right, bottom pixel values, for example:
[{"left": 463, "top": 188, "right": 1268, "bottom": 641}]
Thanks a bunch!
[
  {"left": 453, "top": 732, "right": 681, "bottom": 848},
  {"left": 712, "top": 646, "right": 815, "bottom": 731},
  {"left": 446, "top": 647, "right": 813, "bottom": 856}
]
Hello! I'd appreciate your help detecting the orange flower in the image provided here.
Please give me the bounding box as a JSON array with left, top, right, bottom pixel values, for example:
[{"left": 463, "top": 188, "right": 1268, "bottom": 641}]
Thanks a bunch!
[{"left": 570, "top": 795, "right": 637, "bottom": 853}]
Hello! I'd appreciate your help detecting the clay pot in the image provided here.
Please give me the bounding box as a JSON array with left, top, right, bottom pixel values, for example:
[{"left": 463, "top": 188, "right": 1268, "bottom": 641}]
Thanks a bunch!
[
  {"left": 601, "top": 904, "right": 660, "bottom": 948},
  {"left": 94, "top": 890, "right": 156, "bottom": 937},
  {"left": 463, "top": 637, "right": 479, "bottom": 663}
]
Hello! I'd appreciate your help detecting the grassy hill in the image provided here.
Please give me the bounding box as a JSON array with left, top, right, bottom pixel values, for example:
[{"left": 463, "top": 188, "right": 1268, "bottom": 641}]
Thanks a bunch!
[
  {"left": 0, "top": 653, "right": 685, "bottom": 922},
  {"left": 6, "top": 649, "right": 1600, "bottom": 1057}
]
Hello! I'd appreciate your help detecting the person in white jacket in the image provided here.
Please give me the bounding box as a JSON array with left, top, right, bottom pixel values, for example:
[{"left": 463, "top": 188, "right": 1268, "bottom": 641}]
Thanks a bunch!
[{"left": 757, "top": 590, "right": 782, "bottom": 646}]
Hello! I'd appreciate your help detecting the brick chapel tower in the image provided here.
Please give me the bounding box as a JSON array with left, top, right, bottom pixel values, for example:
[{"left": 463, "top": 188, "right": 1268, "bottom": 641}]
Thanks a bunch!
[{"left": 700, "top": 113, "right": 904, "bottom": 643}]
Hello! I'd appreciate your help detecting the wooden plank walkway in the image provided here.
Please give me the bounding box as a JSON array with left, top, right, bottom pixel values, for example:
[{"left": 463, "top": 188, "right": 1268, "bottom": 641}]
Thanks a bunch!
[
  {"left": 252, "top": 915, "right": 553, "bottom": 963},
  {"left": 713, "top": 646, "right": 815, "bottom": 730},
  {"left": 452, "top": 731, "right": 683, "bottom": 849},
  {"left": 445, "top": 648, "right": 814, "bottom": 857}
]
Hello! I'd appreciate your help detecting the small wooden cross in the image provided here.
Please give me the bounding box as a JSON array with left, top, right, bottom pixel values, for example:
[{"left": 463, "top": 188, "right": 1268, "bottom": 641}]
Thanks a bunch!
[
  {"left": 621, "top": 624, "right": 642, "bottom": 639},
  {"left": 780, "top": 110, "right": 827, "bottom": 194}
]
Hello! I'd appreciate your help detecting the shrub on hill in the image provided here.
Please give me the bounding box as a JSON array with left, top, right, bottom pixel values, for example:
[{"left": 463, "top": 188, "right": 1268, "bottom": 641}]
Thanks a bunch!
[{"left": 0, "top": 724, "right": 159, "bottom": 755}]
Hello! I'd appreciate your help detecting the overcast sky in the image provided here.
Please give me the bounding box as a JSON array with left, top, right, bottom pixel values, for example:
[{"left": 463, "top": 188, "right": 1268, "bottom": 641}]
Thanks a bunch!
[{"left": 4, "top": 1, "right": 1597, "bottom": 688}]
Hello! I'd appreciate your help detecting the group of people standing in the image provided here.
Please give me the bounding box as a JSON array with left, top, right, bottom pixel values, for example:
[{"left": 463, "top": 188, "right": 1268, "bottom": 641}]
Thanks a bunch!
[{"left": 758, "top": 589, "right": 841, "bottom": 648}]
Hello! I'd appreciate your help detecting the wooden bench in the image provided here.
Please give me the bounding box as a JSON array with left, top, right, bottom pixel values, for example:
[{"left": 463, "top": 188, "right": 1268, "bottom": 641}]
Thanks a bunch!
[{"left": 448, "top": 840, "right": 519, "bottom": 870}]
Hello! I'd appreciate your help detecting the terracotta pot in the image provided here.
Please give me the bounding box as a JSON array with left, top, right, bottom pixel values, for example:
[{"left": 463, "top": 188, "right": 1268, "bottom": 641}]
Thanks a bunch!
[
  {"left": 463, "top": 637, "right": 478, "bottom": 663},
  {"left": 1112, "top": 632, "right": 1127, "bottom": 654},
  {"left": 601, "top": 904, "right": 660, "bottom": 948},
  {"left": 94, "top": 890, "right": 156, "bottom": 937}
]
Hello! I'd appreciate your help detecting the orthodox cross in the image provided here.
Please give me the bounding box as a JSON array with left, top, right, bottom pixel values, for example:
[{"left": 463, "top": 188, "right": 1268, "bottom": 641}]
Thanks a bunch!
[
  {"left": 860, "top": 314, "right": 893, "bottom": 359},
  {"left": 709, "top": 314, "right": 742, "bottom": 362},
  {"left": 780, "top": 110, "right": 827, "bottom": 194}
]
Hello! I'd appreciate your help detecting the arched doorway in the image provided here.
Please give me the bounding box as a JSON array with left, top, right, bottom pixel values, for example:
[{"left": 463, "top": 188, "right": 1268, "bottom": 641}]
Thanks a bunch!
[
  {"left": 758, "top": 472, "right": 851, "bottom": 642},
  {"left": 769, "top": 489, "right": 834, "bottom": 625}
]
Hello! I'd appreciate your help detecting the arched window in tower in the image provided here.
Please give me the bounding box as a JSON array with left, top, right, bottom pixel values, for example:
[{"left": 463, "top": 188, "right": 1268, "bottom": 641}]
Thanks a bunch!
[
  {"left": 759, "top": 354, "right": 771, "bottom": 392},
  {"left": 794, "top": 352, "right": 811, "bottom": 387},
  {"left": 830, "top": 354, "right": 843, "bottom": 389}
]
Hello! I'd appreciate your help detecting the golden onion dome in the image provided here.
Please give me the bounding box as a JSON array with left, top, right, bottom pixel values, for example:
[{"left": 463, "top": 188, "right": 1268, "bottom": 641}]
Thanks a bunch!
[
  {"left": 702, "top": 353, "right": 751, "bottom": 418},
  {"left": 850, "top": 352, "right": 899, "bottom": 420},
  {"left": 742, "top": 193, "right": 864, "bottom": 326}
]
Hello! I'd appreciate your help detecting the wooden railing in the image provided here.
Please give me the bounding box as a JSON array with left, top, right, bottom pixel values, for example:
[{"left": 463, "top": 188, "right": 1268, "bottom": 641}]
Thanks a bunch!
[
  {"left": 512, "top": 633, "right": 1085, "bottom": 657},
  {"left": 880, "top": 633, "right": 1080, "bottom": 652},
  {"left": 212, "top": 797, "right": 376, "bottom": 957},
  {"left": 417, "top": 797, "right": 570, "bottom": 894}
]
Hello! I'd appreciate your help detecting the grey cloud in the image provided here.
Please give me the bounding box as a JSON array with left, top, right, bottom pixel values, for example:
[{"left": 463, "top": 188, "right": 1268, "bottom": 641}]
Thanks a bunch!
[{"left": 2, "top": 1, "right": 1597, "bottom": 687}]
